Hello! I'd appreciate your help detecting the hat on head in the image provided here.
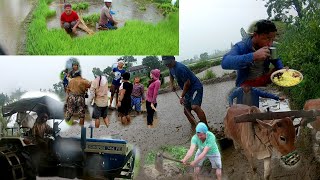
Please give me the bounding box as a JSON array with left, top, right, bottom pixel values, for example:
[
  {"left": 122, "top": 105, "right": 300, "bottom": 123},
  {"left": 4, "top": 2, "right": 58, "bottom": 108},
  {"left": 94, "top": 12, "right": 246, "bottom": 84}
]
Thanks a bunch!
[
  {"left": 104, "top": 0, "right": 112, "bottom": 2},
  {"left": 162, "top": 56, "right": 175, "bottom": 65},
  {"left": 151, "top": 69, "right": 161, "bottom": 79},
  {"left": 196, "top": 122, "right": 208, "bottom": 134}
]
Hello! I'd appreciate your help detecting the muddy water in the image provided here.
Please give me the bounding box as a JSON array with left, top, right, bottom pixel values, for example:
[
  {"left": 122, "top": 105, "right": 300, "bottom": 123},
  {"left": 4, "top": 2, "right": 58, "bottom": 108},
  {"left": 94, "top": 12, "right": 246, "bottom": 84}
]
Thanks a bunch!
[
  {"left": 0, "top": 0, "right": 32, "bottom": 54},
  {"left": 47, "top": 0, "right": 164, "bottom": 34}
]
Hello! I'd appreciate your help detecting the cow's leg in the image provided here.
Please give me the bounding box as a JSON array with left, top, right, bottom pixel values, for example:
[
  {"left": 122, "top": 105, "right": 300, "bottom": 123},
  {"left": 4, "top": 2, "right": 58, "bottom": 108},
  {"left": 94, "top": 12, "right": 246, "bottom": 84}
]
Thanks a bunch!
[
  {"left": 263, "top": 157, "right": 271, "bottom": 180},
  {"left": 244, "top": 151, "right": 257, "bottom": 174}
]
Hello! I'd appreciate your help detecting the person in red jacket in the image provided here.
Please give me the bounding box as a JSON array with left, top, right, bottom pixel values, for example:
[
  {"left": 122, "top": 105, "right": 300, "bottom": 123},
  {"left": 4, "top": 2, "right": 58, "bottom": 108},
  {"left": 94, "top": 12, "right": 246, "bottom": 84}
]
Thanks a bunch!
[{"left": 60, "top": 3, "right": 80, "bottom": 34}]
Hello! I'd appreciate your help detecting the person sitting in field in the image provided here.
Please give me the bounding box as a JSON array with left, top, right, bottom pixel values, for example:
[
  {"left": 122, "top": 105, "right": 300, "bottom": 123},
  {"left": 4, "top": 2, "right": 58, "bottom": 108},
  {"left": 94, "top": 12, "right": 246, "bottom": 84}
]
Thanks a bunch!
[
  {"left": 60, "top": 3, "right": 80, "bottom": 34},
  {"left": 221, "top": 20, "right": 285, "bottom": 87},
  {"left": 131, "top": 76, "right": 145, "bottom": 116},
  {"left": 99, "top": 0, "right": 118, "bottom": 30},
  {"left": 229, "top": 84, "right": 285, "bottom": 107},
  {"left": 117, "top": 72, "right": 133, "bottom": 125}
]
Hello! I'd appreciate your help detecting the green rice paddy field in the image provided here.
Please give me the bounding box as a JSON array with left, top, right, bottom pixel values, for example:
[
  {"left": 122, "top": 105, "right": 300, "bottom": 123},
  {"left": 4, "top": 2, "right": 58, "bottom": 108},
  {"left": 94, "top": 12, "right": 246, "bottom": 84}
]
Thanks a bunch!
[{"left": 26, "top": 0, "right": 179, "bottom": 55}]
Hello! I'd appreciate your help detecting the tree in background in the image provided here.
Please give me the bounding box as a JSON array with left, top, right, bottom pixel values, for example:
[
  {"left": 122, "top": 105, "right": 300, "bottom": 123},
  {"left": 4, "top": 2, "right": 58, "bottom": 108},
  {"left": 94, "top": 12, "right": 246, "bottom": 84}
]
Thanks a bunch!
[
  {"left": 0, "top": 93, "right": 9, "bottom": 107},
  {"left": 92, "top": 67, "right": 103, "bottom": 77},
  {"left": 199, "top": 52, "right": 209, "bottom": 60},
  {"left": 142, "top": 56, "right": 166, "bottom": 71},
  {"left": 261, "top": 0, "right": 319, "bottom": 21},
  {"left": 53, "top": 82, "right": 65, "bottom": 100},
  {"left": 9, "top": 88, "right": 27, "bottom": 102},
  {"left": 121, "top": 56, "right": 137, "bottom": 68}
]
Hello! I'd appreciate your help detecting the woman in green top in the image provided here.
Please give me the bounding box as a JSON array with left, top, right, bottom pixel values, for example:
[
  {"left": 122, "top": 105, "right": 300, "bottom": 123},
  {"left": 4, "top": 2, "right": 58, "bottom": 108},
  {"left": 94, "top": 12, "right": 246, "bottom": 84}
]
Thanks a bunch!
[{"left": 181, "top": 122, "right": 222, "bottom": 180}]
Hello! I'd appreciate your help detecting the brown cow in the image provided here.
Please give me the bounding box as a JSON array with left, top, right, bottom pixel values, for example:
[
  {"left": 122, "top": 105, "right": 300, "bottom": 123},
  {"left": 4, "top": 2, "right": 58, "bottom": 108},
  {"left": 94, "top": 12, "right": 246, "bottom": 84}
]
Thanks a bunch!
[
  {"left": 302, "top": 99, "right": 320, "bottom": 131},
  {"left": 224, "top": 104, "right": 300, "bottom": 180}
]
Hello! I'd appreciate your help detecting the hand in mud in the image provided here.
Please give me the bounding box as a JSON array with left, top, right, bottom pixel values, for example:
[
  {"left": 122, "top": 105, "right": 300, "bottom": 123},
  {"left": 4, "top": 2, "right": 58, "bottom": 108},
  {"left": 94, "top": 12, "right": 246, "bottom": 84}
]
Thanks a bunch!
[
  {"left": 253, "top": 46, "right": 270, "bottom": 61},
  {"left": 179, "top": 97, "right": 185, "bottom": 105}
]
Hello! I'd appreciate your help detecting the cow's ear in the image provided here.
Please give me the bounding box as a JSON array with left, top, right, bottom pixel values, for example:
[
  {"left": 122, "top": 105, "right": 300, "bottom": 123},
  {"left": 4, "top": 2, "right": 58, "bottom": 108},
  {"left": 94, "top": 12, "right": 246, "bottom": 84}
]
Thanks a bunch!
[{"left": 256, "top": 119, "right": 273, "bottom": 130}]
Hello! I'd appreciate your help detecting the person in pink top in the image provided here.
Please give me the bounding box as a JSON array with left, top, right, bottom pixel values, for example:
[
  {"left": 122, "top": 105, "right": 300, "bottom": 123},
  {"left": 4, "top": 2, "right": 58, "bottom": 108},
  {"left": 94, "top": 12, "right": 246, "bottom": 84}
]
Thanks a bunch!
[{"left": 146, "top": 69, "right": 161, "bottom": 128}]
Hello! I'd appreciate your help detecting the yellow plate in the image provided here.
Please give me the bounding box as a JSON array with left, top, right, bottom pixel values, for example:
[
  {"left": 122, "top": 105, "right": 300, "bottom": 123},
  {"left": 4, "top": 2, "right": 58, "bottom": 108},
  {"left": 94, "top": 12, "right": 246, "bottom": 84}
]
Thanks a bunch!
[{"left": 271, "top": 69, "right": 303, "bottom": 87}]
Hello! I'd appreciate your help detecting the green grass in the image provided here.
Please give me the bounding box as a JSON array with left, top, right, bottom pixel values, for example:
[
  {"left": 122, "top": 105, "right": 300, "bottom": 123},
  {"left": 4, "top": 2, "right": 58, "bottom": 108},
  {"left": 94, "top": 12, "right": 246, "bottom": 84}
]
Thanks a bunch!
[
  {"left": 145, "top": 145, "right": 188, "bottom": 165},
  {"left": 72, "top": 2, "right": 90, "bottom": 11},
  {"left": 26, "top": 0, "right": 179, "bottom": 55},
  {"left": 157, "top": 3, "right": 178, "bottom": 16},
  {"left": 201, "top": 69, "right": 216, "bottom": 81}
]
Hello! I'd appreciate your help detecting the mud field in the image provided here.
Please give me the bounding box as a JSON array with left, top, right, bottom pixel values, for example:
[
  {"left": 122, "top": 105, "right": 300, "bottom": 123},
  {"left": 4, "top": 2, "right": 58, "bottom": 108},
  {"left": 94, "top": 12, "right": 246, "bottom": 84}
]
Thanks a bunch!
[{"left": 37, "top": 79, "right": 320, "bottom": 180}]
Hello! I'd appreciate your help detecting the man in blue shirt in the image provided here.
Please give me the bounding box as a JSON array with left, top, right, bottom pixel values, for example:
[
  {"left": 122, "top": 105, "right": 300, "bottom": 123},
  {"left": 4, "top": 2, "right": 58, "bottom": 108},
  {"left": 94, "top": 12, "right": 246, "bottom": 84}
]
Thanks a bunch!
[
  {"left": 222, "top": 20, "right": 284, "bottom": 87},
  {"left": 229, "top": 84, "right": 285, "bottom": 107},
  {"left": 162, "top": 56, "right": 208, "bottom": 127},
  {"left": 109, "top": 59, "right": 126, "bottom": 109}
]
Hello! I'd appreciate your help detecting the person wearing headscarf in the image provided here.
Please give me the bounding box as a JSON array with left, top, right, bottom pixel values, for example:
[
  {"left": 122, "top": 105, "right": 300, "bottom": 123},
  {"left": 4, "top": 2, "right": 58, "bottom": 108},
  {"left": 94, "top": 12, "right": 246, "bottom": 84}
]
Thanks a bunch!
[
  {"left": 181, "top": 122, "right": 222, "bottom": 180},
  {"left": 145, "top": 69, "right": 161, "bottom": 128}
]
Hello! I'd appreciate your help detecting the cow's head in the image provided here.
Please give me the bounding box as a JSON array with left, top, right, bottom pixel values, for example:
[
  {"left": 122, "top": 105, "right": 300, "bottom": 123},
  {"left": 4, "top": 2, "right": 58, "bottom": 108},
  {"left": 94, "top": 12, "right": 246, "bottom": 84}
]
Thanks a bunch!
[{"left": 257, "top": 117, "right": 300, "bottom": 166}]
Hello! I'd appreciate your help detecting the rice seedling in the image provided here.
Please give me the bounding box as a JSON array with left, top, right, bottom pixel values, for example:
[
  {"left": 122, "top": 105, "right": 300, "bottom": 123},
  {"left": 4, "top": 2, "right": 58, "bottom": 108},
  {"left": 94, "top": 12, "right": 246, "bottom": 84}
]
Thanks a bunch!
[
  {"left": 82, "top": 13, "right": 100, "bottom": 26},
  {"left": 25, "top": 0, "right": 179, "bottom": 55},
  {"left": 72, "top": 2, "right": 90, "bottom": 11}
]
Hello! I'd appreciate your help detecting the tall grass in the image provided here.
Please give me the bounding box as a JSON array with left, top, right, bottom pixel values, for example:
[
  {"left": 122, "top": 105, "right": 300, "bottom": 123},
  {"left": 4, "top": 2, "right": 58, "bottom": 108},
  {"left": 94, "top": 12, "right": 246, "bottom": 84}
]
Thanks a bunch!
[{"left": 26, "top": 0, "right": 179, "bottom": 55}]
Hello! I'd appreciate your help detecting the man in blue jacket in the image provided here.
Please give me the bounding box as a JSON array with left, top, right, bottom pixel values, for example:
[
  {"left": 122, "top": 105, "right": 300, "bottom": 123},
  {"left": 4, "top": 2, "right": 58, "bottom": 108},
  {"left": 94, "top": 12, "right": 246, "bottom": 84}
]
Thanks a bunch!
[
  {"left": 229, "top": 84, "right": 285, "bottom": 107},
  {"left": 222, "top": 20, "right": 284, "bottom": 87}
]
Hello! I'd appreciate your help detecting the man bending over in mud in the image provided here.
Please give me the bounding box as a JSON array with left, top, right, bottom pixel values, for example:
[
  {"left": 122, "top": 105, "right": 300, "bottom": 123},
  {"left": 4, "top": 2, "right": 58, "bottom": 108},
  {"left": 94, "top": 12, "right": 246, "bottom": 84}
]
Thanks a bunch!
[
  {"left": 222, "top": 20, "right": 284, "bottom": 87},
  {"left": 229, "top": 84, "right": 285, "bottom": 107},
  {"left": 182, "top": 122, "right": 222, "bottom": 180},
  {"left": 99, "top": 0, "right": 118, "bottom": 30},
  {"left": 162, "top": 56, "right": 208, "bottom": 127},
  {"left": 60, "top": 3, "right": 80, "bottom": 34}
]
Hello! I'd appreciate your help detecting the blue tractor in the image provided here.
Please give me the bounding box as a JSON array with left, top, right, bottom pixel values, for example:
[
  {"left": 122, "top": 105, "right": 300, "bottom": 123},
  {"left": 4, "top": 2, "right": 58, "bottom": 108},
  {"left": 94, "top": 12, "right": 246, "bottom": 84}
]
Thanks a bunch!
[{"left": 0, "top": 96, "right": 136, "bottom": 180}]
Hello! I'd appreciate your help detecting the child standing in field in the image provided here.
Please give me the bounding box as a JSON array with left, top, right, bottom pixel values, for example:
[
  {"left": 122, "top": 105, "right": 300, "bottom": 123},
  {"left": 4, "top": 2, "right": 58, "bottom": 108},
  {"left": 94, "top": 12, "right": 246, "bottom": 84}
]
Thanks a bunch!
[
  {"left": 131, "top": 77, "right": 145, "bottom": 116},
  {"left": 146, "top": 69, "right": 161, "bottom": 128}
]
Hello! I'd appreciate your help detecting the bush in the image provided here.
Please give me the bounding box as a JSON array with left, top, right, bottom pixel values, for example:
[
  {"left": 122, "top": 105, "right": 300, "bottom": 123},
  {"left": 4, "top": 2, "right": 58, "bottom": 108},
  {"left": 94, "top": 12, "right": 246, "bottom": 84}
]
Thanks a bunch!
[
  {"left": 278, "top": 10, "right": 320, "bottom": 108},
  {"left": 201, "top": 70, "right": 216, "bottom": 80}
]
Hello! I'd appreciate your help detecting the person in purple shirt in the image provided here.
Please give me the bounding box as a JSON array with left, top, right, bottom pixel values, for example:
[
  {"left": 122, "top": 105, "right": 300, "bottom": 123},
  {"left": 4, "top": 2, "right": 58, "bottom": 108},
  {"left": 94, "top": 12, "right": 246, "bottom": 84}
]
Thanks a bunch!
[
  {"left": 131, "top": 76, "right": 145, "bottom": 116},
  {"left": 146, "top": 69, "right": 161, "bottom": 128},
  {"left": 222, "top": 20, "right": 285, "bottom": 87},
  {"left": 162, "top": 56, "right": 208, "bottom": 127}
]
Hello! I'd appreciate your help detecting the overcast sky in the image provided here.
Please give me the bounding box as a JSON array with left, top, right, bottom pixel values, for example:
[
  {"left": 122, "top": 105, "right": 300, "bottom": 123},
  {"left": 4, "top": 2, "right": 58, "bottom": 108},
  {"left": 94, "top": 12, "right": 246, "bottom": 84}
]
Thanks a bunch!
[{"left": 0, "top": 0, "right": 271, "bottom": 94}]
